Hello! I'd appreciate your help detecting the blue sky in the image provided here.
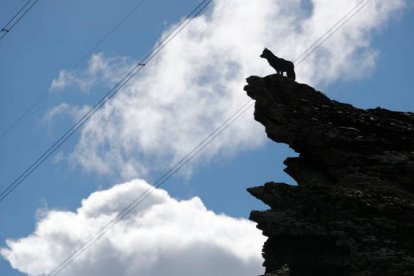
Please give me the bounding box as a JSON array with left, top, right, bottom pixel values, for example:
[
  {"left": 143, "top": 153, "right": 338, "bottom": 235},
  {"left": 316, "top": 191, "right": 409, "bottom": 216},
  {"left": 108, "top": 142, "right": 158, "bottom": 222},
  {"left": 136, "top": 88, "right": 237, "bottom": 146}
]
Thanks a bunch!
[{"left": 0, "top": 0, "right": 413, "bottom": 275}]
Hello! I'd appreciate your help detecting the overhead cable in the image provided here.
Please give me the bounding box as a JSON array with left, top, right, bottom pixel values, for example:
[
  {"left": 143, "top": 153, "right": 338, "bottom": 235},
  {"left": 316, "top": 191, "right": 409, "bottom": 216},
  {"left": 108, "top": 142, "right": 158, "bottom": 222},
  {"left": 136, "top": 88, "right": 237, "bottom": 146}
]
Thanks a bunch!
[
  {"left": 0, "top": 0, "right": 39, "bottom": 41},
  {"left": 0, "top": 0, "right": 147, "bottom": 140},
  {"left": 45, "top": 0, "right": 374, "bottom": 274},
  {"left": 0, "top": 0, "right": 212, "bottom": 204},
  {"left": 294, "top": 0, "right": 373, "bottom": 65}
]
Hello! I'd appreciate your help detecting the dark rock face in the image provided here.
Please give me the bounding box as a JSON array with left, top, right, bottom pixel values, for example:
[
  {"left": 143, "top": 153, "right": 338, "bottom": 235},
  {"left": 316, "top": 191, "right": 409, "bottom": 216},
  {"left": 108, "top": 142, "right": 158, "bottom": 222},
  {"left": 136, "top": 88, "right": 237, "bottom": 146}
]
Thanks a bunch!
[{"left": 245, "top": 74, "right": 414, "bottom": 276}]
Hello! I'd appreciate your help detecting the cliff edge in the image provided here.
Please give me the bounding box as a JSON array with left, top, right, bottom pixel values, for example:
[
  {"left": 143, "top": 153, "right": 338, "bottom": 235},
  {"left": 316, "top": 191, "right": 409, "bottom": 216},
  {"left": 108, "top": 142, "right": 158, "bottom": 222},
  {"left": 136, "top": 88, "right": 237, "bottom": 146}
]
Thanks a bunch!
[{"left": 245, "top": 74, "right": 414, "bottom": 276}]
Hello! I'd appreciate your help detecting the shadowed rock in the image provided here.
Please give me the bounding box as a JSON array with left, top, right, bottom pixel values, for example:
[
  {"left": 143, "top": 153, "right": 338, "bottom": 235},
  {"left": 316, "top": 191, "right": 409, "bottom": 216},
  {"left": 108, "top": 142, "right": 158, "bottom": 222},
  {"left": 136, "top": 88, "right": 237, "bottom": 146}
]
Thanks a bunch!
[{"left": 245, "top": 74, "right": 414, "bottom": 276}]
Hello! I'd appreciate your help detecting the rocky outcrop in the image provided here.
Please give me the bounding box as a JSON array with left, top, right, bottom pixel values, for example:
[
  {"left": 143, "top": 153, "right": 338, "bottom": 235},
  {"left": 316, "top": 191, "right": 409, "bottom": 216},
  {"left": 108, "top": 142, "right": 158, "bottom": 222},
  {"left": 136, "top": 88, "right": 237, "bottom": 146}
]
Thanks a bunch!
[{"left": 245, "top": 74, "right": 414, "bottom": 276}]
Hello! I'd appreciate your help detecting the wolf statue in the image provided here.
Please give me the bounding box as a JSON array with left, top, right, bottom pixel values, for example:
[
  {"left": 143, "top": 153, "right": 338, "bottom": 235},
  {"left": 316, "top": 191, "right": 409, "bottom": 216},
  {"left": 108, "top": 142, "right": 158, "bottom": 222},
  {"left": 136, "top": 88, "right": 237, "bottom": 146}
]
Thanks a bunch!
[{"left": 260, "top": 48, "right": 296, "bottom": 81}]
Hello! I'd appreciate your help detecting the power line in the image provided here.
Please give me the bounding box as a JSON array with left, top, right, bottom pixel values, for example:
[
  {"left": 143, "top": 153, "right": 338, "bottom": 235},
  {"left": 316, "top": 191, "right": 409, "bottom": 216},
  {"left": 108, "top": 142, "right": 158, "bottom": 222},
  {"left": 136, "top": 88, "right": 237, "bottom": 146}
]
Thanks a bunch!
[
  {"left": 45, "top": 0, "right": 372, "bottom": 275},
  {"left": 0, "top": 89, "right": 48, "bottom": 140},
  {"left": 72, "top": 0, "right": 147, "bottom": 69},
  {"left": 0, "top": 0, "right": 148, "bottom": 140},
  {"left": 45, "top": 2, "right": 214, "bottom": 274},
  {"left": 0, "top": 0, "right": 212, "bottom": 204},
  {"left": 0, "top": 0, "right": 39, "bottom": 41},
  {"left": 45, "top": 0, "right": 373, "bottom": 274},
  {"left": 49, "top": 97, "right": 249, "bottom": 276},
  {"left": 293, "top": 0, "right": 367, "bottom": 63},
  {"left": 294, "top": 0, "right": 373, "bottom": 65}
]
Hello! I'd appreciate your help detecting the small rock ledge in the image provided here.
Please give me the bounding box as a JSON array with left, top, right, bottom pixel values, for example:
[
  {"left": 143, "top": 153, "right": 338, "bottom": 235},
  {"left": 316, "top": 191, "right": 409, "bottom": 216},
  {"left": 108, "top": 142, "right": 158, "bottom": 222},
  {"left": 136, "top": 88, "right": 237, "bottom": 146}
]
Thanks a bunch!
[{"left": 245, "top": 74, "right": 414, "bottom": 276}]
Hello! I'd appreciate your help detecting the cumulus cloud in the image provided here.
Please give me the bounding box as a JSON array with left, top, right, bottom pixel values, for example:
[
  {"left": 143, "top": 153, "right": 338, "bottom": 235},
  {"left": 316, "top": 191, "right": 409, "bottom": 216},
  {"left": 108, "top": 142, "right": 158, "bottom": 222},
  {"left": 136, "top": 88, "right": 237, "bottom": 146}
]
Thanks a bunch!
[
  {"left": 1, "top": 179, "right": 265, "bottom": 276},
  {"left": 49, "top": 0, "right": 405, "bottom": 178}
]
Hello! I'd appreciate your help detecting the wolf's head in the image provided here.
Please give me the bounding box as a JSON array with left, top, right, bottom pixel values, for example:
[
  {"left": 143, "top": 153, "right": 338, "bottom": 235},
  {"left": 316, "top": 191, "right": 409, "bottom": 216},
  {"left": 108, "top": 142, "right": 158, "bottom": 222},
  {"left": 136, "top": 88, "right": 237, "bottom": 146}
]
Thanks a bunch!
[
  {"left": 260, "top": 48, "right": 268, "bottom": 58},
  {"left": 260, "top": 48, "right": 272, "bottom": 58}
]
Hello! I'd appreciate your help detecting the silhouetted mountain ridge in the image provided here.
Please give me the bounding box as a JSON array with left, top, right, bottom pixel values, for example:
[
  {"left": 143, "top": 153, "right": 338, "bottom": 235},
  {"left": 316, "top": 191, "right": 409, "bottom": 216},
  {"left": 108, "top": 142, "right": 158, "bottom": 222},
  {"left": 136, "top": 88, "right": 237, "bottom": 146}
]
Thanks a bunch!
[{"left": 244, "top": 74, "right": 414, "bottom": 276}]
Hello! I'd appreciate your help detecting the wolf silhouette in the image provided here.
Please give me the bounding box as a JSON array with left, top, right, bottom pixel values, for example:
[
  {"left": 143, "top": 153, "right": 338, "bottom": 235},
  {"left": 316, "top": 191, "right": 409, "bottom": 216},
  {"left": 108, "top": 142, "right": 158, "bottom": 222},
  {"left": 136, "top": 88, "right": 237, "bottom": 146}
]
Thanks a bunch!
[{"left": 260, "top": 48, "right": 296, "bottom": 81}]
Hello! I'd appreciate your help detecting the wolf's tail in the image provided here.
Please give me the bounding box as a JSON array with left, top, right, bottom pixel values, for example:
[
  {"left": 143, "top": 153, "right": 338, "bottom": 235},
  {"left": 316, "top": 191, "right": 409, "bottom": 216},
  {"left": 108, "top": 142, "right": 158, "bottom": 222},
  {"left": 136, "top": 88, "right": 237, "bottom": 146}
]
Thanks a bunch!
[{"left": 287, "top": 69, "right": 296, "bottom": 81}]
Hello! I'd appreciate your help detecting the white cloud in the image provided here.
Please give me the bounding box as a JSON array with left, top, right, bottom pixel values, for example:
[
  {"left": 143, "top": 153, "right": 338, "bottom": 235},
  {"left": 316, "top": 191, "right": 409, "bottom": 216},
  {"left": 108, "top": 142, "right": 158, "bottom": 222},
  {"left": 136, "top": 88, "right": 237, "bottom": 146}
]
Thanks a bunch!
[
  {"left": 50, "top": 70, "right": 75, "bottom": 91},
  {"left": 43, "top": 103, "right": 91, "bottom": 123},
  {"left": 48, "top": 0, "right": 405, "bottom": 178},
  {"left": 1, "top": 179, "right": 265, "bottom": 276},
  {"left": 50, "top": 53, "right": 134, "bottom": 92}
]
